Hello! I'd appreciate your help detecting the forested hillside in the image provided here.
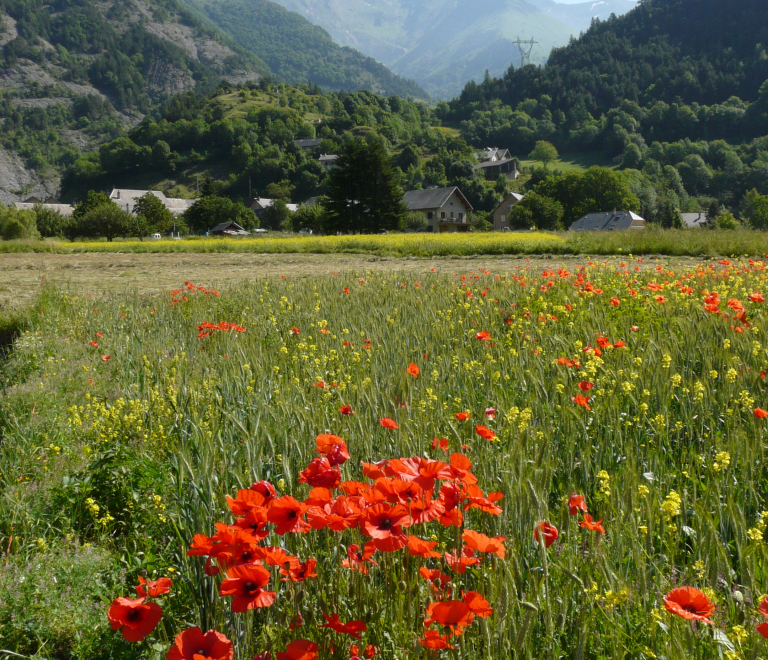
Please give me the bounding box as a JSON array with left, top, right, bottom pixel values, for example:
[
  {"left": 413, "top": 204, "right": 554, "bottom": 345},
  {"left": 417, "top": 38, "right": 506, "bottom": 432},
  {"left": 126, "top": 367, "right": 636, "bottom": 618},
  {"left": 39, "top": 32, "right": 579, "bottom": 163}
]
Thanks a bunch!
[
  {"left": 0, "top": 0, "right": 425, "bottom": 204},
  {"left": 439, "top": 0, "right": 768, "bottom": 223},
  {"left": 62, "top": 80, "right": 511, "bottom": 225},
  {"left": 186, "top": 0, "right": 427, "bottom": 99}
]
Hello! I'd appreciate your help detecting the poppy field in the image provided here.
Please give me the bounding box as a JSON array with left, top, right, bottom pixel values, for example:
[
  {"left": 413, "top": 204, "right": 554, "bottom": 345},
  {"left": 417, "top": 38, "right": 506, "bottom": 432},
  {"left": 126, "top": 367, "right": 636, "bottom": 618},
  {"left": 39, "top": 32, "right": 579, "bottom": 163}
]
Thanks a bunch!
[{"left": 3, "top": 257, "right": 768, "bottom": 660}]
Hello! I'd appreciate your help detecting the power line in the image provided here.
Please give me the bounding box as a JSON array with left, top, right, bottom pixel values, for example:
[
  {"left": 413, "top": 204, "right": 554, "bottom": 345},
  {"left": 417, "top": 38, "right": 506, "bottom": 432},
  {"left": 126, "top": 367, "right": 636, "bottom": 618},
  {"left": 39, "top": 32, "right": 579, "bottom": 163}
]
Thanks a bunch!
[{"left": 513, "top": 37, "right": 539, "bottom": 67}]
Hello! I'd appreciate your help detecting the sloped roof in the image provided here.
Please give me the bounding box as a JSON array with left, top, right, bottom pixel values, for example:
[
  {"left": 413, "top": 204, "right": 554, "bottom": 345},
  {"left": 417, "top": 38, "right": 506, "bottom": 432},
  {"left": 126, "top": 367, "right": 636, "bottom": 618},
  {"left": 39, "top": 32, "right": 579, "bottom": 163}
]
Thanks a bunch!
[
  {"left": 570, "top": 211, "right": 646, "bottom": 231},
  {"left": 492, "top": 193, "right": 524, "bottom": 215},
  {"left": 295, "top": 138, "right": 322, "bottom": 148},
  {"left": 319, "top": 154, "right": 339, "bottom": 162},
  {"left": 403, "top": 187, "right": 473, "bottom": 212},
  {"left": 14, "top": 202, "right": 75, "bottom": 216},
  {"left": 211, "top": 221, "right": 246, "bottom": 233},
  {"left": 474, "top": 158, "right": 519, "bottom": 171},
  {"left": 681, "top": 212, "right": 708, "bottom": 228}
]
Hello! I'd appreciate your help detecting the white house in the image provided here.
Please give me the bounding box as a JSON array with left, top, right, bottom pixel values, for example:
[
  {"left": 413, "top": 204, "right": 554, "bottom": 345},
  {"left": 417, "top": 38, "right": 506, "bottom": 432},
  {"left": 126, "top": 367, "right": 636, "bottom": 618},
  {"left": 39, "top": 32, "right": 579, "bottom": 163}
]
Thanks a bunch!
[{"left": 403, "top": 187, "right": 473, "bottom": 233}]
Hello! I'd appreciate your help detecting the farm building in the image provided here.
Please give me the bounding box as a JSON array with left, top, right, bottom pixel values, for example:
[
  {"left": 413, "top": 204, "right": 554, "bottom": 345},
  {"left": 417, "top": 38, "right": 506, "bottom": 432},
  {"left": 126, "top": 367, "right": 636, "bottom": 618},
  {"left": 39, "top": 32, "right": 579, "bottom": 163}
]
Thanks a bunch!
[
  {"left": 211, "top": 221, "right": 249, "bottom": 236},
  {"left": 569, "top": 211, "right": 647, "bottom": 231},
  {"left": 109, "top": 189, "right": 194, "bottom": 216}
]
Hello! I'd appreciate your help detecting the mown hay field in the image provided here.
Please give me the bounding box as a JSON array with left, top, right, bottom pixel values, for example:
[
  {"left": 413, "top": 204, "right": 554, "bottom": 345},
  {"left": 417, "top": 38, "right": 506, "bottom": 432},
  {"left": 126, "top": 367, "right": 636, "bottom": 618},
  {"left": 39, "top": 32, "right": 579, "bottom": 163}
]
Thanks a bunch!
[{"left": 2, "top": 256, "right": 768, "bottom": 660}]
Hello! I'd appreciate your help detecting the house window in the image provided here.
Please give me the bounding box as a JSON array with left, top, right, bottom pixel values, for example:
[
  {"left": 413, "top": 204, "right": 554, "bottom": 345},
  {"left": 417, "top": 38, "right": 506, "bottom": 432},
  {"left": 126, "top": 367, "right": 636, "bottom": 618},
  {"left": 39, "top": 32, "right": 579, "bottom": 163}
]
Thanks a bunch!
[
  {"left": 458, "top": 213, "right": 463, "bottom": 221},
  {"left": 501, "top": 214, "right": 506, "bottom": 224},
  {"left": 450, "top": 212, "right": 454, "bottom": 219},
  {"left": 441, "top": 212, "right": 446, "bottom": 219},
  {"left": 427, "top": 212, "right": 433, "bottom": 220}
]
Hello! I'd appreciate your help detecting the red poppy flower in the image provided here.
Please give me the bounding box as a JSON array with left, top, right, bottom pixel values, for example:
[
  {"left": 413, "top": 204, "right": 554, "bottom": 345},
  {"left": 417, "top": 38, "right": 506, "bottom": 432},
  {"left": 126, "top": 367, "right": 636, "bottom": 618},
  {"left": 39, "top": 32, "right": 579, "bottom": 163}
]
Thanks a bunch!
[
  {"left": 276, "top": 640, "right": 318, "bottom": 660},
  {"left": 342, "top": 288, "right": 350, "bottom": 294},
  {"left": 419, "top": 631, "right": 454, "bottom": 649},
  {"left": 267, "top": 496, "right": 309, "bottom": 534},
  {"left": 462, "top": 529, "right": 506, "bottom": 558},
  {"left": 579, "top": 514, "right": 605, "bottom": 534},
  {"left": 107, "top": 596, "right": 163, "bottom": 642},
  {"left": 135, "top": 576, "right": 172, "bottom": 598},
  {"left": 431, "top": 437, "right": 449, "bottom": 452},
  {"left": 406, "top": 363, "right": 420, "bottom": 378},
  {"left": 750, "top": 293, "right": 765, "bottom": 303},
  {"left": 318, "top": 613, "right": 368, "bottom": 639},
  {"left": 219, "top": 563, "right": 275, "bottom": 612},
  {"left": 534, "top": 522, "right": 558, "bottom": 548},
  {"left": 379, "top": 418, "right": 399, "bottom": 429},
  {"left": 406, "top": 535, "right": 441, "bottom": 558},
  {"left": 475, "top": 331, "right": 491, "bottom": 341},
  {"left": 655, "top": 295, "right": 667, "bottom": 304},
  {"left": 361, "top": 503, "right": 411, "bottom": 551},
  {"left": 484, "top": 408, "right": 497, "bottom": 419},
  {"left": 280, "top": 558, "right": 318, "bottom": 582},
  {"left": 363, "top": 644, "right": 377, "bottom": 658},
  {"left": 758, "top": 622, "right": 768, "bottom": 639},
  {"left": 101, "top": 355, "right": 111, "bottom": 361},
  {"left": 756, "top": 408, "right": 768, "bottom": 419},
  {"left": 419, "top": 567, "right": 452, "bottom": 591},
  {"left": 610, "top": 297, "right": 621, "bottom": 307},
  {"left": 578, "top": 381, "right": 594, "bottom": 392},
  {"left": 89, "top": 340, "right": 99, "bottom": 347},
  {"left": 291, "top": 327, "right": 300, "bottom": 335},
  {"left": 463, "top": 591, "right": 493, "bottom": 617},
  {"left": 167, "top": 627, "right": 233, "bottom": 660},
  {"left": 298, "top": 457, "right": 341, "bottom": 488},
  {"left": 339, "top": 405, "right": 354, "bottom": 415},
  {"left": 475, "top": 425, "right": 496, "bottom": 440},
  {"left": 342, "top": 542, "right": 379, "bottom": 574},
  {"left": 315, "top": 434, "right": 350, "bottom": 466},
  {"left": 444, "top": 549, "right": 481, "bottom": 573},
  {"left": 425, "top": 600, "right": 474, "bottom": 633},
  {"left": 568, "top": 493, "right": 587, "bottom": 516},
  {"left": 572, "top": 395, "right": 591, "bottom": 411},
  {"left": 759, "top": 595, "right": 768, "bottom": 619},
  {"left": 455, "top": 411, "right": 470, "bottom": 421},
  {"left": 663, "top": 587, "right": 715, "bottom": 624}
]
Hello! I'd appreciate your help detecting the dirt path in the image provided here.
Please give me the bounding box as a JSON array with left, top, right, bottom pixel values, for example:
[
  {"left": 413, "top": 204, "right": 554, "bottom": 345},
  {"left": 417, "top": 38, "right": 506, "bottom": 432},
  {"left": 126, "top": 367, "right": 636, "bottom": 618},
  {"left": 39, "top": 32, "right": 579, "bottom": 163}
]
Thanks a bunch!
[{"left": 0, "top": 252, "right": 703, "bottom": 311}]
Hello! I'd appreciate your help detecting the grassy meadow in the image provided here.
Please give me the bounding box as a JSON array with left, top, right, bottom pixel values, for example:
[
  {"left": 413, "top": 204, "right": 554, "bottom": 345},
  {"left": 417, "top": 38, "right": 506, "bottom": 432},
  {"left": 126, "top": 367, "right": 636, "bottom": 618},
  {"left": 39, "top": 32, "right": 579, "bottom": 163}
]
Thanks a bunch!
[
  {"left": 2, "top": 258, "right": 768, "bottom": 659},
  {"left": 1, "top": 228, "right": 768, "bottom": 258}
]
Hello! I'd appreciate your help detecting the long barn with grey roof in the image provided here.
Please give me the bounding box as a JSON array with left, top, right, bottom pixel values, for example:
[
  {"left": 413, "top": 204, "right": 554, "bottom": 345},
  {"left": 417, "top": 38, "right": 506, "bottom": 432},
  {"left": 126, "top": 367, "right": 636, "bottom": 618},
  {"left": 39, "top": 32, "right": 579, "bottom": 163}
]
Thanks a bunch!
[{"left": 569, "top": 211, "right": 647, "bottom": 231}]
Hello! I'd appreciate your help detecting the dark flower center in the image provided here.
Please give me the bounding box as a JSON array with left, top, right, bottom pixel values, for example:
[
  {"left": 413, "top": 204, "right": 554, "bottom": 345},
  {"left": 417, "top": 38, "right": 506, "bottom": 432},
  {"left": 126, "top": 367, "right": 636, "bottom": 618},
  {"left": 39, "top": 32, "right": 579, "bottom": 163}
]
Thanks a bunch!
[
  {"left": 243, "top": 580, "right": 259, "bottom": 595},
  {"left": 286, "top": 510, "right": 297, "bottom": 520},
  {"left": 126, "top": 609, "right": 142, "bottom": 622},
  {"left": 241, "top": 551, "right": 253, "bottom": 561},
  {"left": 682, "top": 604, "right": 701, "bottom": 614},
  {"left": 379, "top": 518, "right": 393, "bottom": 530}
]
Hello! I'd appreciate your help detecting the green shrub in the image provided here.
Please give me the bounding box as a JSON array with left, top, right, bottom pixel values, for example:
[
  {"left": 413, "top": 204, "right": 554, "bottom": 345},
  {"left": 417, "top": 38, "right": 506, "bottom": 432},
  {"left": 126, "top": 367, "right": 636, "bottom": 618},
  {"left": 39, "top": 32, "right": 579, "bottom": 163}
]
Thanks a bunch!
[{"left": 0, "top": 541, "right": 125, "bottom": 659}]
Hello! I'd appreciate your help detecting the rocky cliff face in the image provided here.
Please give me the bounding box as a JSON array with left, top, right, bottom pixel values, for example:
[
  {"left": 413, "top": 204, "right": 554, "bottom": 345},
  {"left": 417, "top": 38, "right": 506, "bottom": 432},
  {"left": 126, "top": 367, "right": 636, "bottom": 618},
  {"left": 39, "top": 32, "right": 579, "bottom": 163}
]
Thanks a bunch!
[{"left": 0, "top": 0, "right": 265, "bottom": 202}]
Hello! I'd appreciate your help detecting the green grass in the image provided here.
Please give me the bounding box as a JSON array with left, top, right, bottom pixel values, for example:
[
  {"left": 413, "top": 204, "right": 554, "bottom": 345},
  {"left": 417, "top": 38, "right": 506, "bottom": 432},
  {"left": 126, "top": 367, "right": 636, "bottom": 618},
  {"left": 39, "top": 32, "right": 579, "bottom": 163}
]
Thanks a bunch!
[
  {"left": 520, "top": 151, "right": 618, "bottom": 173},
  {"left": 2, "top": 228, "right": 768, "bottom": 257},
  {"left": 3, "top": 259, "right": 768, "bottom": 659}
]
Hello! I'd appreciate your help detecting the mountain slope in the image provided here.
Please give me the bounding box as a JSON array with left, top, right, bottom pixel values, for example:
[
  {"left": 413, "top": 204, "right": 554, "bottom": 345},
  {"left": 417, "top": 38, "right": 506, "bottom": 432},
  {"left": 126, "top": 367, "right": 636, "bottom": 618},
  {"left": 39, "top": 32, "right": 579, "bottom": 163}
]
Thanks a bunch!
[
  {"left": 186, "top": 0, "right": 427, "bottom": 98},
  {"left": 448, "top": 0, "right": 768, "bottom": 118},
  {"left": 0, "top": 0, "right": 267, "bottom": 202},
  {"left": 266, "top": 0, "right": 637, "bottom": 98}
]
